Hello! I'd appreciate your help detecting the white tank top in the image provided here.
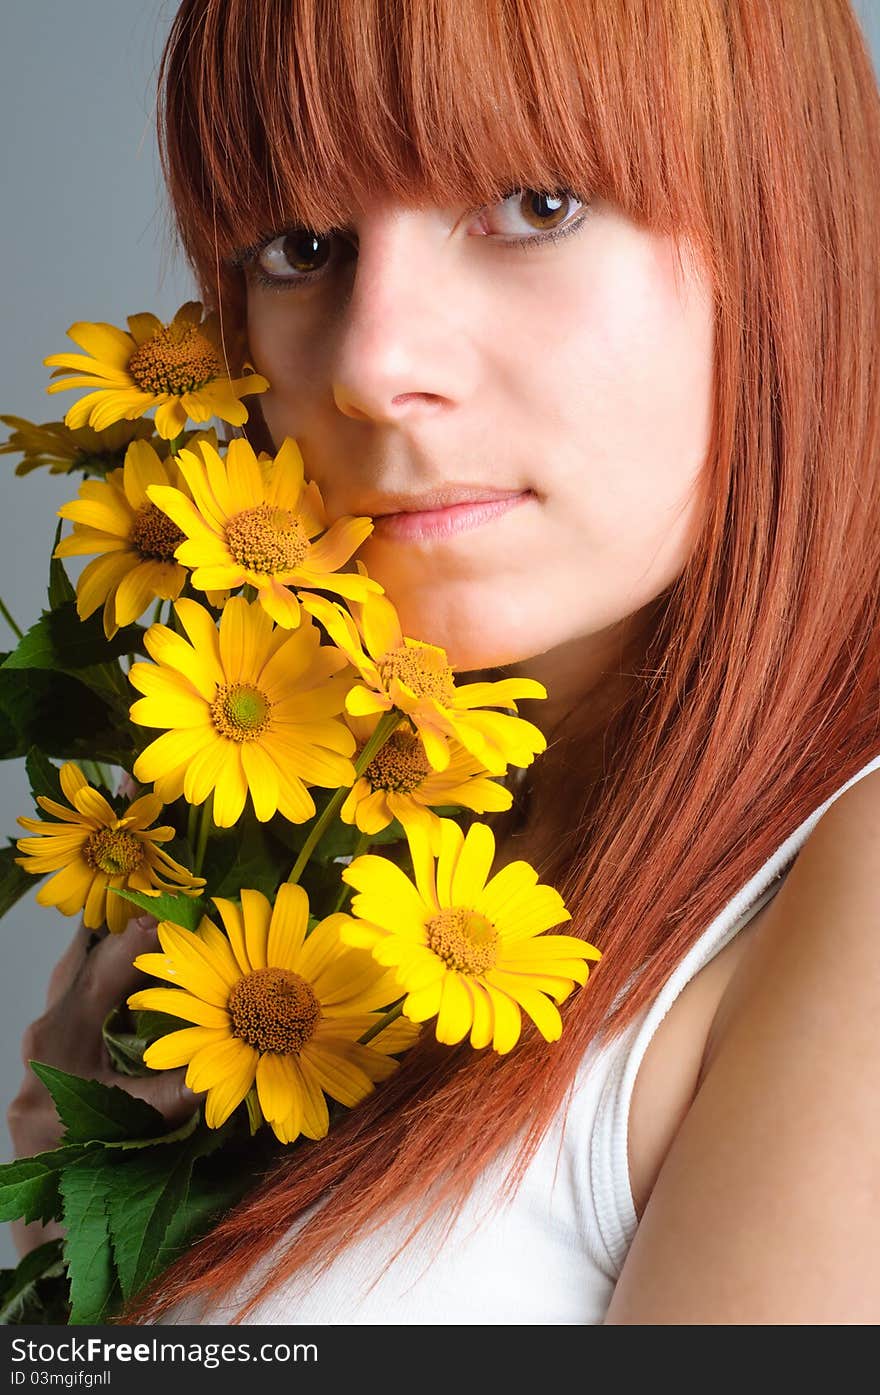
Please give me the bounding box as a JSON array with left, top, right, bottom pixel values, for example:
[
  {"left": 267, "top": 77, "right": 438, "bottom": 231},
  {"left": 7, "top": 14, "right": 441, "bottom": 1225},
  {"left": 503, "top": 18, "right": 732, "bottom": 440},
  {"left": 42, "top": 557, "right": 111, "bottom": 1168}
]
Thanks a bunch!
[{"left": 160, "top": 748, "right": 880, "bottom": 1326}]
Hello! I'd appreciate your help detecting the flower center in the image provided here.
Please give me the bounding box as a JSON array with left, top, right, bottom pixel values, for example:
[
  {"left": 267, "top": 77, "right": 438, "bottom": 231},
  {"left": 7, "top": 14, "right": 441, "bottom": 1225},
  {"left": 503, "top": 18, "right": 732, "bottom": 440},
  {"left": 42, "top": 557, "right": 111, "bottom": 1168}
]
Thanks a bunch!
[
  {"left": 82, "top": 827, "right": 145, "bottom": 876},
  {"left": 366, "top": 727, "right": 433, "bottom": 793},
  {"left": 128, "top": 502, "right": 186, "bottom": 561},
  {"left": 209, "top": 682, "right": 271, "bottom": 741},
  {"left": 128, "top": 324, "right": 222, "bottom": 396},
  {"left": 225, "top": 505, "right": 311, "bottom": 575},
  {"left": 425, "top": 908, "right": 499, "bottom": 976},
  {"left": 377, "top": 643, "right": 456, "bottom": 705},
  {"left": 228, "top": 967, "right": 321, "bottom": 1054}
]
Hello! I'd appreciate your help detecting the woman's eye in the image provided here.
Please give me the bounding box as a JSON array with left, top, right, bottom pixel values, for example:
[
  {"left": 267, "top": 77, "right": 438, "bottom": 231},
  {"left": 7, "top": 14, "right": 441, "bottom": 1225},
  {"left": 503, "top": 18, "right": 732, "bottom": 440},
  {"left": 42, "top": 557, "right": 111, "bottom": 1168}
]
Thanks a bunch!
[
  {"left": 252, "top": 229, "right": 338, "bottom": 283},
  {"left": 477, "top": 189, "right": 586, "bottom": 239},
  {"left": 246, "top": 189, "right": 588, "bottom": 288}
]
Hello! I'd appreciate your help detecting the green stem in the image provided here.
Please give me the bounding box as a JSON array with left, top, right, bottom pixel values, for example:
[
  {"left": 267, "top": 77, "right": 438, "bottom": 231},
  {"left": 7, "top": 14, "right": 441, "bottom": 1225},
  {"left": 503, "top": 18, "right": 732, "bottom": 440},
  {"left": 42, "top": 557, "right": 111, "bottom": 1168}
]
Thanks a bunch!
[
  {"left": 0, "top": 595, "right": 23, "bottom": 640},
  {"left": 186, "top": 799, "right": 199, "bottom": 856},
  {"left": 193, "top": 793, "right": 213, "bottom": 876},
  {"left": 357, "top": 1000, "right": 404, "bottom": 1047},
  {"left": 99, "top": 1106, "right": 201, "bottom": 1151},
  {"left": 287, "top": 709, "right": 400, "bottom": 885},
  {"left": 167, "top": 432, "right": 185, "bottom": 457},
  {"left": 151, "top": 597, "right": 164, "bottom": 624},
  {"left": 244, "top": 1086, "right": 264, "bottom": 1136}
]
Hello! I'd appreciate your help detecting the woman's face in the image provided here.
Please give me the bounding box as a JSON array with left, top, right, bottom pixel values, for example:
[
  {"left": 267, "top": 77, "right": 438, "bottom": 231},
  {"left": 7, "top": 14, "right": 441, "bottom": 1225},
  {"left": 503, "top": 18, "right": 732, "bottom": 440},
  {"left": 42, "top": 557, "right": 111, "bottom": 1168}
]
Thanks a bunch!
[{"left": 243, "top": 191, "right": 714, "bottom": 675}]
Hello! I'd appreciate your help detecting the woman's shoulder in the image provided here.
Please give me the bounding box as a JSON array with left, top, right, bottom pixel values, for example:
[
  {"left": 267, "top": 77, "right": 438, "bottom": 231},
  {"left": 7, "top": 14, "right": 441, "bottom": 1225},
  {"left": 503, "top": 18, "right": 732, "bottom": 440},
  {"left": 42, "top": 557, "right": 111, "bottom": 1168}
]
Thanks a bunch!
[
  {"left": 612, "top": 766, "right": 880, "bottom": 1322},
  {"left": 703, "top": 764, "right": 880, "bottom": 1069}
]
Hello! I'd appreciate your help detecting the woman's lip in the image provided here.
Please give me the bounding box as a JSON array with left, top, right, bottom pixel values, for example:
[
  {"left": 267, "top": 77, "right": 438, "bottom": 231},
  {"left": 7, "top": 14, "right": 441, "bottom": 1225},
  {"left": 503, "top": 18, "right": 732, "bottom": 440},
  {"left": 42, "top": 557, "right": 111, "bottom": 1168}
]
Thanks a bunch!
[{"left": 371, "top": 491, "right": 533, "bottom": 542}]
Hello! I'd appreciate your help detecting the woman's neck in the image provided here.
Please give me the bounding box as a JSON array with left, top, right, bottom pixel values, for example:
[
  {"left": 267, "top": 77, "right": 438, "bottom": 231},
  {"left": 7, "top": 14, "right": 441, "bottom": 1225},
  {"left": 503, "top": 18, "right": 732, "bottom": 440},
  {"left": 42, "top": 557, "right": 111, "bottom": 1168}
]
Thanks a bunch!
[
  {"left": 482, "top": 607, "right": 656, "bottom": 870},
  {"left": 496, "top": 600, "right": 657, "bottom": 749}
]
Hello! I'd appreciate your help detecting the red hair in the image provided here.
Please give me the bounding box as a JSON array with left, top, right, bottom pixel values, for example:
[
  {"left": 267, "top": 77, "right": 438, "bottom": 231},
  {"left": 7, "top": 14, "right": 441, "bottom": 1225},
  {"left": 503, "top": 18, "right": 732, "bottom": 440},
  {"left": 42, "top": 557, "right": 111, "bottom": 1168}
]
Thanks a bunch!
[{"left": 125, "top": 0, "right": 880, "bottom": 1321}]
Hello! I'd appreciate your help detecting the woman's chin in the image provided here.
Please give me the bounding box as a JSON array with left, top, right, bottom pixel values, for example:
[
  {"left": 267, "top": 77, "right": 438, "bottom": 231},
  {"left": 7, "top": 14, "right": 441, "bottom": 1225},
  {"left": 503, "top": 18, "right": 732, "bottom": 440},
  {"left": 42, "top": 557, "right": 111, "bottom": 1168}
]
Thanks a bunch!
[
  {"left": 385, "top": 603, "right": 548, "bottom": 673},
  {"left": 367, "top": 567, "right": 558, "bottom": 673}
]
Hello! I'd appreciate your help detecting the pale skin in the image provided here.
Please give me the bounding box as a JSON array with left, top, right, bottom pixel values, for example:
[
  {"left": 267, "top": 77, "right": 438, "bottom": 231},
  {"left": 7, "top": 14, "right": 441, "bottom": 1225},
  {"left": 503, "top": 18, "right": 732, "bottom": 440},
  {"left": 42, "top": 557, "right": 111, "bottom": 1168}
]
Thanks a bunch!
[{"left": 9, "top": 189, "right": 879, "bottom": 1321}]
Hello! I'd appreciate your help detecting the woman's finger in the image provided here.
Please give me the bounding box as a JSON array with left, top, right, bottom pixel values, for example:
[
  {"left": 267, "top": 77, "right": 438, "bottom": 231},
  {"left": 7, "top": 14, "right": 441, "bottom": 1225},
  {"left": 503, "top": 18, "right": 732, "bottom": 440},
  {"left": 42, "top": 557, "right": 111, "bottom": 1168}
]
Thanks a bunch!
[
  {"left": 76, "top": 912, "right": 162, "bottom": 1020},
  {"left": 123, "top": 1066, "right": 200, "bottom": 1125},
  {"left": 43, "top": 918, "right": 99, "bottom": 1011}
]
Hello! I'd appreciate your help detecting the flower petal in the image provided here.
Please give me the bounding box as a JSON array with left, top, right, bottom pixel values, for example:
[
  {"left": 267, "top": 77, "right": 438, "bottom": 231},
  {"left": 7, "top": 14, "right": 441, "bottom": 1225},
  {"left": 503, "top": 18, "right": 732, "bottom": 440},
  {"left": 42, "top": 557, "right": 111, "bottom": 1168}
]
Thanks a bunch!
[
  {"left": 485, "top": 971, "right": 563, "bottom": 1042},
  {"left": 267, "top": 883, "right": 309, "bottom": 970},
  {"left": 301, "top": 516, "right": 372, "bottom": 574},
  {"left": 123, "top": 439, "right": 171, "bottom": 510},
  {"left": 156, "top": 920, "right": 239, "bottom": 1001},
  {"left": 299, "top": 1040, "right": 376, "bottom": 1107},
  {"left": 342, "top": 854, "right": 428, "bottom": 926},
  {"left": 143, "top": 1026, "right": 228, "bottom": 1070},
  {"left": 434, "top": 971, "right": 473, "bottom": 1045},
  {"left": 256, "top": 1050, "right": 297, "bottom": 1123},
  {"left": 114, "top": 560, "right": 175, "bottom": 626},
  {"left": 211, "top": 747, "right": 249, "bottom": 828},
  {"left": 361, "top": 592, "right": 403, "bottom": 660},
  {"left": 241, "top": 888, "right": 271, "bottom": 970},
  {"left": 290, "top": 1055, "right": 330, "bottom": 1139},
  {"left": 211, "top": 898, "right": 251, "bottom": 975},
  {"left": 451, "top": 822, "right": 495, "bottom": 906},
  {"left": 239, "top": 742, "right": 280, "bottom": 822},
  {"left": 126, "top": 986, "right": 230, "bottom": 1028},
  {"left": 483, "top": 984, "right": 522, "bottom": 1054},
  {"left": 138, "top": 624, "right": 220, "bottom": 700}
]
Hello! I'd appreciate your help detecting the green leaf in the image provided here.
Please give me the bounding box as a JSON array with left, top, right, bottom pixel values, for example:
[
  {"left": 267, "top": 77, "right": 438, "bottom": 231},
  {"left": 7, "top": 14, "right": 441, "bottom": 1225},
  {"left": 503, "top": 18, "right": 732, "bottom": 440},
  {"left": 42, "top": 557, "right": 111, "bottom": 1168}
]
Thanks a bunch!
[
  {"left": 0, "top": 1144, "right": 94, "bottom": 1224},
  {"left": 28, "top": 1061, "right": 166, "bottom": 1144},
  {"left": 2, "top": 602, "right": 144, "bottom": 674},
  {"left": 298, "top": 855, "right": 346, "bottom": 912},
  {"left": 48, "top": 520, "right": 76, "bottom": 610},
  {"left": 131, "top": 1009, "right": 191, "bottom": 1041},
  {"left": 0, "top": 839, "right": 41, "bottom": 919},
  {"left": 102, "top": 1005, "right": 185, "bottom": 1078},
  {"left": 205, "top": 817, "right": 287, "bottom": 900},
  {"left": 0, "top": 1239, "right": 70, "bottom": 1325},
  {"left": 156, "top": 1143, "right": 256, "bottom": 1274},
  {"left": 25, "top": 746, "right": 65, "bottom": 805},
  {"left": 111, "top": 886, "right": 207, "bottom": 931},
  {"left": 0, "top": 665, "right": 130, "bottom": 763},
  {"left": 269, "top": 801, "right": 406, "bottom": 868},
  {"left": 101, "top": 1008, "right": 152, "bottom": 1077},
  {"left": 105, "top": 1123, "right": 229, "bottom": 1300},
  {"left": 59, "top": 1155, "right": 119, "bottom": 1324}
]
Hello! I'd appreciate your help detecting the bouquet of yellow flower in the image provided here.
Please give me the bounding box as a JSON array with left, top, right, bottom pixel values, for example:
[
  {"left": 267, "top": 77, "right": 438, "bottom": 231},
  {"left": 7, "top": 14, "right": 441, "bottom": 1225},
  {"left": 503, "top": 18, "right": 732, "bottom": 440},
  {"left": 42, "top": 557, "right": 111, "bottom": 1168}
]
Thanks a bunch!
[{"left": 0, "top": 303, "right": 601, "bottom": 1325}]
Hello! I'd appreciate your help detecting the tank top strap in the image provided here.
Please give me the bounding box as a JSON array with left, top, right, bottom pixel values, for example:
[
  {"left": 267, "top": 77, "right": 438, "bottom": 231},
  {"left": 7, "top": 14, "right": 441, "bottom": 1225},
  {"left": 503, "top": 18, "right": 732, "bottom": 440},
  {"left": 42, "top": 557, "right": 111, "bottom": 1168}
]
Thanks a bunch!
[{"left": 589, "top": 746, "right": 880, "bottom": 1275}]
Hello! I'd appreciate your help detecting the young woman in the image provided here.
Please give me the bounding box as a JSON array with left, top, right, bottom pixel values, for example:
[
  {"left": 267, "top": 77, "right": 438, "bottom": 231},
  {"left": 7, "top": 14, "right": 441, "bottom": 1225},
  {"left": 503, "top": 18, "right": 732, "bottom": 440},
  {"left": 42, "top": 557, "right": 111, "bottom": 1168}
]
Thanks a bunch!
[{"left": 9, "top": 0, "right": 880, "bottom": 1323}]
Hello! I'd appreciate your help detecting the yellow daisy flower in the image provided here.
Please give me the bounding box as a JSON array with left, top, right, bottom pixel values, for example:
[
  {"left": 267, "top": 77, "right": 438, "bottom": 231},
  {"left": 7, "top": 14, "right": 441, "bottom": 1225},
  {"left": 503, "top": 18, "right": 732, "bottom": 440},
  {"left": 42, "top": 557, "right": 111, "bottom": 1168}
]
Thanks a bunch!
[
  {"left": 129, "top": 596, "right": 357, "bottom": 828},
  {"left": 0, "top": 415, "right": 154, "bottom": 477},
  {"left": 339, "top": 817, "right": 601, "bottom": 1054},
  {"left": 53, "top": 438, "right": 221, "bottom": 639},
  {"left": 43, "top": 301, "right": 269, "bottom": 440},
  {"left": 341, "top": 713, "right": 513, "bottom": 836},
  {"left": 302, "top": 590, "right": 548, "bottom": 776},
  {"left": 146, "top": 436, "right": 382, "bottom": 629},
  {"left": 15, "top": 762, "right": 205, "bottom": 935},
  {"left": 127, "top": 884, "right": 419, "bottom": 1141}
]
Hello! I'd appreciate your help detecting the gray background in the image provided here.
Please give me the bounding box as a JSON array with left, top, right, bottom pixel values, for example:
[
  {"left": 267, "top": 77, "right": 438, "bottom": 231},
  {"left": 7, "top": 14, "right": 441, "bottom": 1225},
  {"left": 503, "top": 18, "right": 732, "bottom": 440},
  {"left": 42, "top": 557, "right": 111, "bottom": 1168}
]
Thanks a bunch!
[{"left": 0, "top": 1, "right": 878, "bottom": 1268}]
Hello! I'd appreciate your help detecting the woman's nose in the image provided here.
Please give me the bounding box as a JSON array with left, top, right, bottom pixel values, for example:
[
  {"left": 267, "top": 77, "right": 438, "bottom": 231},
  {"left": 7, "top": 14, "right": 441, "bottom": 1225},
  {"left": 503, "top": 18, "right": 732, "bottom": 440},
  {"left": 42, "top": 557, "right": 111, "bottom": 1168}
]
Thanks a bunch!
[{"left": 330, "top": 214, "right": 474, "bottom": 424}]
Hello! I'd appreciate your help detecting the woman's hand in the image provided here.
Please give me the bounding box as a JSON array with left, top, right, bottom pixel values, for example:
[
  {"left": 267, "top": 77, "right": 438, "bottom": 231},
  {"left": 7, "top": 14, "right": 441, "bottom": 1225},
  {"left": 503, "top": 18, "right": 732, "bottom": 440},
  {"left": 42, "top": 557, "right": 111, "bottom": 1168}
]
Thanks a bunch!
[{"left": 6, "top": 913, "right": 198, "bottom": 1259}]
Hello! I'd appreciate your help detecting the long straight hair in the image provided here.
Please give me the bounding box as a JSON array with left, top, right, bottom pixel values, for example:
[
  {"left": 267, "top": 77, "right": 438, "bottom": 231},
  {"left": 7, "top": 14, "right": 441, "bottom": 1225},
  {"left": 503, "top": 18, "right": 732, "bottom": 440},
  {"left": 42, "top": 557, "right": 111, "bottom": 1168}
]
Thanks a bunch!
[{"left": 124, "top": 0, "right": 880, "bottom": 1321}]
